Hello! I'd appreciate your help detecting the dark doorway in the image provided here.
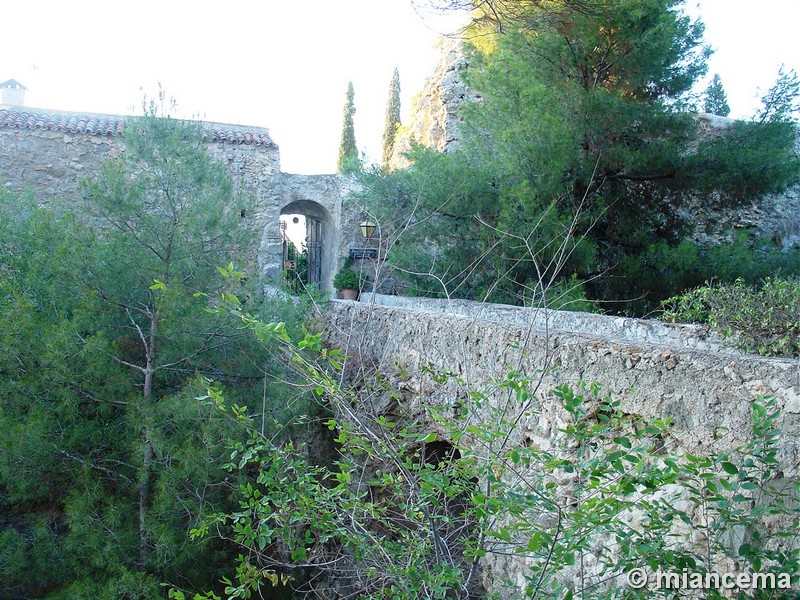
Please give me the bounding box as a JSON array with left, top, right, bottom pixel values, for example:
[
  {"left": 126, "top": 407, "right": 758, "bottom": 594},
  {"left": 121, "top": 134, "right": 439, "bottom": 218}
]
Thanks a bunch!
[
  {"left": 306, "top": 216, "right": 322, "bottom": 285},
  {"left": 279, "top": 200, "right": 334, "bottom": 292}
]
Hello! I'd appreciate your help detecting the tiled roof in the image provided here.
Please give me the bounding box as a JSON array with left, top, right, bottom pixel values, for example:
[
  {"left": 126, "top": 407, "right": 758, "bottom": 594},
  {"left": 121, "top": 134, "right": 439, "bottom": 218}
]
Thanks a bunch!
[
  {"left": 204, "top": 125, "right": 275, "bottom": 146},
  {"left": 0, "top": 108, "right": 126, "bottom": 135},
  {"left": 0, "top": 106, "right": 275, "bottom": 147}
]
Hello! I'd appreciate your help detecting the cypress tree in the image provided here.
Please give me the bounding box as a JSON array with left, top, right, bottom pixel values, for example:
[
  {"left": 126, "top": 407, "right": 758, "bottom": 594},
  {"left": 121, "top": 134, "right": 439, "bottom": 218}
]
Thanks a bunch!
[
  {"left": 338, "top": 80, "right": 358, "bottom": 173},
  {"left": 703, "top": 73, "right": 731, "bottom": 116},
  {"left": 381, "top": 68, "right": 402, "bottom": 167}
]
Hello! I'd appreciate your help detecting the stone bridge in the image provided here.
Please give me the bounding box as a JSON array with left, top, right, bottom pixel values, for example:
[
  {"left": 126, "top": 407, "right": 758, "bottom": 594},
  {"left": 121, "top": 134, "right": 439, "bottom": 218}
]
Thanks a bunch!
[
  {"left": 323, "top": 293, "right": 800, "bottom": 472},
  {"left": 322, "top": 293, "right": 800, "bottom": 590}
]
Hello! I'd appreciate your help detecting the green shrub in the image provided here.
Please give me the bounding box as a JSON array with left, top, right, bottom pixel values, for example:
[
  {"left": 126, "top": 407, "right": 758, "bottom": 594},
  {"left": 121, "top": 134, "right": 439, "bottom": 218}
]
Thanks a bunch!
[
  {"left": 662, "top": 277, "right": 800, "bottom": 356},
  {"left": 332, "top": 268, "right": 363, "bottom": 290},
  {"left": 704, "top": 232, "right": 800, "bottom": 283},
  {"left": 603, "top": 233, "right": 800, "bottom": 316}
]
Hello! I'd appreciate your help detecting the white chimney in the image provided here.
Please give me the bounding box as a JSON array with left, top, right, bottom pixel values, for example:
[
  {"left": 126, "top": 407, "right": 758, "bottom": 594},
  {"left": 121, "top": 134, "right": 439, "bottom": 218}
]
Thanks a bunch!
[{"left": 1, "top": 79, "right": 27, "bottom": 106}]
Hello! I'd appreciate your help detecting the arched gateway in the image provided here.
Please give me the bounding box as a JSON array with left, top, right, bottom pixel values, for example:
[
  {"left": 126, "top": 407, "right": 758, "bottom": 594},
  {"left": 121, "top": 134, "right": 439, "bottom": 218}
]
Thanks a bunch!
[
  {"left": 279, "top": 199, "right": 335, "bottom": 290},
  {"left": 257, "top": 173, "right": 357, "bottom": 294}
]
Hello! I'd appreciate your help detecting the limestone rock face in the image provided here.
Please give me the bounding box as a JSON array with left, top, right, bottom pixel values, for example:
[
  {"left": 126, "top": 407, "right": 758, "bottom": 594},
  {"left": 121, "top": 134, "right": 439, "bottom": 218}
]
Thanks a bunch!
[
  {"left": 684, "top": 114, "right": 800, "bottom": 249},
  {"left": 388, "top": 37, "right": 473, "bottom": 170}
]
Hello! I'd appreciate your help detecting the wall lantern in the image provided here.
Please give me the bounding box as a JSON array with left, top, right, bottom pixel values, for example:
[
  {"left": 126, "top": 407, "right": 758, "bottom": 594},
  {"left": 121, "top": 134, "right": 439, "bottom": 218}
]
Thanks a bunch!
[{"left": 360, "top": 219, "right": 377, "bottom": 239}]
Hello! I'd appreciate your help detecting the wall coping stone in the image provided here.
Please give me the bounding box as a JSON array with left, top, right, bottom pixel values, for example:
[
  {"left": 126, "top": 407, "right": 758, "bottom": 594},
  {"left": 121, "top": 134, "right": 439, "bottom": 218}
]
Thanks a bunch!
[{"left": 357, "top": 293, "right": 740, "bottom": 354}]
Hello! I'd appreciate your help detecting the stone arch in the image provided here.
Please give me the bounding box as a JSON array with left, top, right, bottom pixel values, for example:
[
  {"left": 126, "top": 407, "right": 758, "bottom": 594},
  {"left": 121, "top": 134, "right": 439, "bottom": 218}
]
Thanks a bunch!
[{"left": 279, "top": 199, "right": 336, "bottom": 292}]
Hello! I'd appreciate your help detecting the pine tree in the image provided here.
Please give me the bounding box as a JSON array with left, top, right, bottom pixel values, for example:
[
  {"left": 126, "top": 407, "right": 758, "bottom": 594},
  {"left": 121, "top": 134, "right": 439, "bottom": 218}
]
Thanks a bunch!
[
  {"left": 359, "top": 0, "right": 799, "bottom": 313},
  {"left": 703, "top": 73, "right": 731, "bottom": 116},
  {"left": 337, "top": 80, "right": 358, "bottom": 173},
  {"left": 0, "top": 112, "right": 305, "bottom": 598},
  {"left": 756, "top": 66, "right": 800, "bottom": 123},
  {"left": 381, "top": 68, "right": 402, "bottom": 167}
]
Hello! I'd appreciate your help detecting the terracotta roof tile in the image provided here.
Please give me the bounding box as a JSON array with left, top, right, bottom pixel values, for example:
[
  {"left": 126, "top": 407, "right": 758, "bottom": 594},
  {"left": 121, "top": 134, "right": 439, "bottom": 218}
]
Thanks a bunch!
[
  {"left": 0, "top": 108, "right": 128, "bottom": 136},
  {"left": 0, "top": 107, "right": 275, "bottom": 147},
  {"left": 204, "top": 126, "right": 274, "bottom": 146}
]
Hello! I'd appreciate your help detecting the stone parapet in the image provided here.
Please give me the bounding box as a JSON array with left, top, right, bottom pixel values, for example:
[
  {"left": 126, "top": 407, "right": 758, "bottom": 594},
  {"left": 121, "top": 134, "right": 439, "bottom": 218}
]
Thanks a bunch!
[
  {"left": 324, "top": 297, "right": 800, "bottom": 474},
  {"left": 323, "top": 297, "right": 800, "bottom": 591},
  {"left": 359, "top": 293, "right": 736, "bottom": 353}
]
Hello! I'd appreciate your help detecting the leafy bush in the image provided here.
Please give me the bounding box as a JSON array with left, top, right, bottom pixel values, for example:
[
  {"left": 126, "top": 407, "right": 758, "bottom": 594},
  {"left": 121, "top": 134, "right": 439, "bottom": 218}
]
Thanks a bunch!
[
  {"left": 703, "top": 232, "right": 800, "bottom": 284},
  {"left": 606, "top": 233, "right": 800, "bottom": 316},
  {"left": 662, "top": 277, "right": 800, "bottom": 356},
  {"left": 333, "top": 267, "right": 363, "bottom": 290},
  {"left": 609, "top": 239, "right": 706, "bottom": 315}
]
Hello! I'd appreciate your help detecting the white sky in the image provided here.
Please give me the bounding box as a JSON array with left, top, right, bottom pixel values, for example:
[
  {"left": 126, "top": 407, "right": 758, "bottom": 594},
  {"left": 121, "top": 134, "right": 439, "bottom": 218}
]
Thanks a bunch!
[{"left": 2, "top": 1, "right": 798, "bottom": 174}]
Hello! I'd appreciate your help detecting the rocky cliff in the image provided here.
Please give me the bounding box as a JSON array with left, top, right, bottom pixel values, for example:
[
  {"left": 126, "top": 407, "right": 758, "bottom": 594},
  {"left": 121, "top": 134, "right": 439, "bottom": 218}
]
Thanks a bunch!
[{"left": 388, "top": 37, "right": 474, "bottom": 170}]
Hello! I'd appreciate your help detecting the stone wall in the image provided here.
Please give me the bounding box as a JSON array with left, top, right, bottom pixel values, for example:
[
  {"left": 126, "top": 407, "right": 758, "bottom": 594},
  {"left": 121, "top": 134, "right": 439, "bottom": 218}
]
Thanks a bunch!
[
  {"left": 0, "top": 107, "right": 282, "bottom": 204},
  {"left": 325, "top": 295, "right": 799, "bottom": 464},
  {"left": 1, "top": 127, "right": 119, "bottom": 206},
  {"left": 0, "top": 105, "right": 351, "bottom": 291},
  {"left": 322, "top": 296, "right": 800, "bottom": 593},
  {"left": 256, "top": 172, "right": 353, "bottom": 289}
]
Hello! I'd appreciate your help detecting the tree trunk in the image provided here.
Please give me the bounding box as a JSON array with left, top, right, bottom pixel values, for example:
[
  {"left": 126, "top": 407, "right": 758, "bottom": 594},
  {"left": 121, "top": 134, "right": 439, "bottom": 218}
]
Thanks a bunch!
[
  {"left": 138, "top": 432, "right": 153, "bottom": 569},
  {"left": 138, "top": 313, "right": 157, "bottom": 570}
]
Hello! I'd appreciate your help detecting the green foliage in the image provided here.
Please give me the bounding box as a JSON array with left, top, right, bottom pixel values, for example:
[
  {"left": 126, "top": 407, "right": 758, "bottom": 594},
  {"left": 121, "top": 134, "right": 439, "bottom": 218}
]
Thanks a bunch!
[
  {"left": 687, "top": 120, "right": 800, "bottom": 201},
  {"left": 607, "top": 232, "right": 800, "bottom": 315},
  {"left": 447, "top": 382, "right": 799, "bottom": 598},
  {"left": 183, "top": 311, "right": 481, "bottom": 598},
  {"left": 703, "top": 74, "right": 731, "bottom": 116},
  {"left": 191, "top": 306, "right": 799, "bottom": 599},
  {"left": 333, "top": 267, "right": 364, "bottom": 290},
  {"left": 0, "top": 112, "right": 308, "bottom": 598},
  {"left": 356, "top": 0, "right": 800, "bottom": 315},
  {"left": 702, "top": 232, "right": 800, "bottom": 283},
  {"left": 382, "top": 67, "right": 402, "bottom": 167},
  {"left": 282, "top": 244, "right": 315, "bottom": 295},
  {"left": 756, "top": 66, "right": 800, "bottom": 123},
  {"left": 662, "top": 277, "right": 800, "bottom": 356},
  {"left": 338, "top": 80, "right": 359, "bottom": 173},
  {"left": 358, "top": 145, "right": 598, "bottom": 305}
]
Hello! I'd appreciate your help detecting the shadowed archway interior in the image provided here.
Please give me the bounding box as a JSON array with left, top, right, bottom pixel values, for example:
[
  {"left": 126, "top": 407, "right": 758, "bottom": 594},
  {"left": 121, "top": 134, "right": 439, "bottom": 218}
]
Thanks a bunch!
[{"left": 280, "top": 199, "right": 335, "bottom": 291}]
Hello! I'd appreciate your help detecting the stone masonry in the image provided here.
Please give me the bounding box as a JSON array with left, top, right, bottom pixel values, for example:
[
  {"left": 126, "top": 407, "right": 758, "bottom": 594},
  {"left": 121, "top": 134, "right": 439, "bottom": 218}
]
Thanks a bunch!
[
  {"left": 323, "top": 294, "right": 800, "bottom": 593},
  {"left": 0, "top": 105, "right": 358, "bottom": 291},
  {"left": 326, "top": 294, "right": 799, "bottom": 470}
]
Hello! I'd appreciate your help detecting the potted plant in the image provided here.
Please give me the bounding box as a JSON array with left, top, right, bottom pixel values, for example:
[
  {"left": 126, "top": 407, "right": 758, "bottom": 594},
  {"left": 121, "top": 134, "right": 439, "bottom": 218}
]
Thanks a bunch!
[{"left": 333, "top": 268, "right": 363, "bottom": 300}]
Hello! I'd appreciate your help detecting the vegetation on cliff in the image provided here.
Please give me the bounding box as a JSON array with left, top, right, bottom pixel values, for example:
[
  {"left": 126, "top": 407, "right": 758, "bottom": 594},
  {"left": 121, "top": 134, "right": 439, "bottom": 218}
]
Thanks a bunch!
[
  {"left": 357, "top": 0, "right": 800, "bottom": 313},
  {"left": 703, "top": 74, "right": 730, "bottom": 117}
]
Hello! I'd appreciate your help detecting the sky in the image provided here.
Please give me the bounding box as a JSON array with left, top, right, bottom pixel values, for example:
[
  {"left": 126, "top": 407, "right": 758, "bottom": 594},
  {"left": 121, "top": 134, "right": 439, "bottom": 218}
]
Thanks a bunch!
[{"left": 2, "top": 1, "right": 798, "bottom": 175}]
